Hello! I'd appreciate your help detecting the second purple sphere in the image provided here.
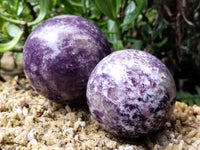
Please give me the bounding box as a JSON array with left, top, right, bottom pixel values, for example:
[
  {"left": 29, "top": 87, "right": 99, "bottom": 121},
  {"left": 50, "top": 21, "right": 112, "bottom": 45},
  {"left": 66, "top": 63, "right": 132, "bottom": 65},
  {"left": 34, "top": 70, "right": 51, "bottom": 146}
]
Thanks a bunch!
[{"left": 87, "top": 49, "right": 176, "bottom": 138}]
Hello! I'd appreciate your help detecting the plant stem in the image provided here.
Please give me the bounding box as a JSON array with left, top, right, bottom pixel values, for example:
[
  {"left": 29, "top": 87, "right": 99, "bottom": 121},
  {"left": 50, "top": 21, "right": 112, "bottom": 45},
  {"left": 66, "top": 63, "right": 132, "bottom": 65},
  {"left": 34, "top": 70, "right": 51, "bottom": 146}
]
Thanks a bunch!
[
  {"left": 24, "top": 0, "right": 37, "bottom": 19},
  {"left": 114, "top": 19, "right": 124, "bottom": 50},
  {"left": 0, "top": 13, "right": 26, "bottom": 25},
  {"left": 115, "top": 19, "right": 121, "bottom": 41},
  {"left": 27, "top": 0, "right": 49, "bottom": 26}
]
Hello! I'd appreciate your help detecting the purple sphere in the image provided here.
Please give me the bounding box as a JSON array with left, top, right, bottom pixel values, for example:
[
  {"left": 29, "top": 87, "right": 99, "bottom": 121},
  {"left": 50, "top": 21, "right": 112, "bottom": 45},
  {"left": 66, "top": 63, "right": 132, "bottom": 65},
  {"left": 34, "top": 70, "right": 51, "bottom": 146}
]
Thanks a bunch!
[
  {"left": 23, "top": 15, "right": 111, "bottom": 104},
  {"left": 87, "top": 49, "right": 176, "bottom": 138}
]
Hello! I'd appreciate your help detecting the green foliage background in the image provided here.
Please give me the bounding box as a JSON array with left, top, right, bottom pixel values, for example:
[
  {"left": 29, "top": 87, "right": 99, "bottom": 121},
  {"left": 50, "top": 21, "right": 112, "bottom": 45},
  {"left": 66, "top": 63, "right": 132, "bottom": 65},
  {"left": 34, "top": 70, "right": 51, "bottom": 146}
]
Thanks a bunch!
[{"left": 0, "top": 0, "right": 200, "bottom": 105}]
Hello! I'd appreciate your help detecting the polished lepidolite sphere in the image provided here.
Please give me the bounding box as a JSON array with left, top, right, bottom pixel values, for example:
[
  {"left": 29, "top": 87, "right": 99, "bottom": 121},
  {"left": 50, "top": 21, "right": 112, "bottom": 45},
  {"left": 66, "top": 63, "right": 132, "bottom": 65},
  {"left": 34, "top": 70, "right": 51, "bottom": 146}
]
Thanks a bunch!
[
  {"left": 23, "top": 15, "right": 111, "bottom": 104},
  {"left": 87, "top": 49, "right": 176, "bottom": 138}
]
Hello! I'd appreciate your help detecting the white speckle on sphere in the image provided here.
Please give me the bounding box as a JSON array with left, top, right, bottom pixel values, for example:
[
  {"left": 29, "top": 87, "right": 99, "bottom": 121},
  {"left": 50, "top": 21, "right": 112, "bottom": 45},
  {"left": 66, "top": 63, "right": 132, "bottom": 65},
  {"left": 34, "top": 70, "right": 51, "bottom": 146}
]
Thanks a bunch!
[{"left": 30, "top": 64, "right": 37, "bottom": 72}]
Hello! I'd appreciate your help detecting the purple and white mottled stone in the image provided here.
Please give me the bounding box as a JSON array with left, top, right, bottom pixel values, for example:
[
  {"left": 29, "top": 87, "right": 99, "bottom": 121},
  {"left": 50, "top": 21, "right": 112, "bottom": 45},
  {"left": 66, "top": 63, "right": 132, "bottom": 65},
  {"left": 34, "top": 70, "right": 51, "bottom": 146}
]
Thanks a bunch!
[
  {"left": 23, "top": 15, "right": 111, "bottom": 104},
  {"left": 87, "top": 49, "right": 176, "bottom": 138}
]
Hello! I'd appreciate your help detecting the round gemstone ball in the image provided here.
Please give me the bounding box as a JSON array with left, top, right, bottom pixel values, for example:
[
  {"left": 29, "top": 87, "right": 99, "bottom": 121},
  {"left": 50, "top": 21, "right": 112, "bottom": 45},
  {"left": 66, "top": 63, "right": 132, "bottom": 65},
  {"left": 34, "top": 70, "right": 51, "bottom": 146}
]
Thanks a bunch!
[
  {"left": 87, "top": 49, "right": 176, "bottom": 138},
  {"left": 23, "top": 15, "right": 111, "bottom": 104}
]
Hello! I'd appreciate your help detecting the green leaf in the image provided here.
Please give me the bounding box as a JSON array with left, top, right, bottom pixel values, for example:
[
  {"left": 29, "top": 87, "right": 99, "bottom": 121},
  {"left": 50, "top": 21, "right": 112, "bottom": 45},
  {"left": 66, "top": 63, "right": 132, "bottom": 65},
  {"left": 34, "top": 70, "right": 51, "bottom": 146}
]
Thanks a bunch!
[
  {"left": 122, "top": 1, "right": 136, "bottom": 25},
  {"left": 194, "top": 98, "right": 200, "bottom": 106},
  {"left": 106, "top": 19, "right": 124, "bottom": 50},
  {"left": 93, "top": 0, "right": 121, "bottom": 20},
  {"left": 7, "top": 0, "right": 16, "bottom": 6},
  {"left": 3, "top": 0, "right": 13, "bottom": 13},
  {"left": 0, "top": 30, "right": 23, "bottom": 53},
  {"left": 2, "top": 22, "right": 9, "bottom": 36},
  {"left": 61, "top": 0, "right": 77, "bottom": 14},
  {"left": 152, "top": 20, "right": 167, "bottom": 40},
  {"left": 17, "top": 1, "right": 24, "bottom": 16},
  {"left": 121, "top": 0, "right": 147, "bottom": 27},
  {"left": 89, "top": 6, "right": 101, "bottom": 19},
  {"left": 177, "top": 87, "right": 200, "bottom": 106},
  {"left": 68, "top": 0, "right": 83, "bottom": 7},
  {"left": 141, "top": 25, "right": 152, "bottom": 44},
  {"left": 195, "top": 86, "right": 200, "bottom": 95},
  {"left": 131, "top": 39, "right": 143, "bottom": 49},
  {"left": 16, "top": 52, "right": 23, "bottom": 62},
  {"left": 5, "top": 23, "right": 21, "bottom": 37},
  {"left": 0, "top": 12, "right": 24, "bottom": 25},
  {"left": 84, "top": 0, "right": 90, "bottom": 8},
  {"left": 115, "top": 0, "right": 121, "bottom": 16},
  {"left": 107, "top": 19, "right": 117, "bottom": 43},
  {"left": 116, "top": 40, "right": 124, "bottom": 50},
  {"left": 155, "top": 37, "right": 168, "bottom": 47},
  {"left": 28, "top": 0, "right": 49, "bottom": 26},
  {"left": 177, "top": 91, "right": 194, "bottom": 105},
  {"left": 2, "top": 1, "right": 10, "bottom": 11},
  {"left": 61, "top": 0, "right": 83, "bottom": 15}
]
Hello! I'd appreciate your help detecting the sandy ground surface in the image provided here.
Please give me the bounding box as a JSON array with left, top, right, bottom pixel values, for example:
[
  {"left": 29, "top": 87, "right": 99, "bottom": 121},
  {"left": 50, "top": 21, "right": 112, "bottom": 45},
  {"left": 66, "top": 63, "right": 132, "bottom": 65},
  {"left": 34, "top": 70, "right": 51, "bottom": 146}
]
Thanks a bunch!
[{"left": 0, "top": 77, "right": 200, "bottom": 150}]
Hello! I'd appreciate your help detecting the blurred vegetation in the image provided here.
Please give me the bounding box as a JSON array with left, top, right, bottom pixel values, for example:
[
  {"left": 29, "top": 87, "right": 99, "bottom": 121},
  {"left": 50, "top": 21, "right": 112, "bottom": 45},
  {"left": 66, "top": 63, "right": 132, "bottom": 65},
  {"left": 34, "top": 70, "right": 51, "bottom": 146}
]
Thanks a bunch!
[{"left": 0, "top": 0, "right": 200, "bottom": 105}]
